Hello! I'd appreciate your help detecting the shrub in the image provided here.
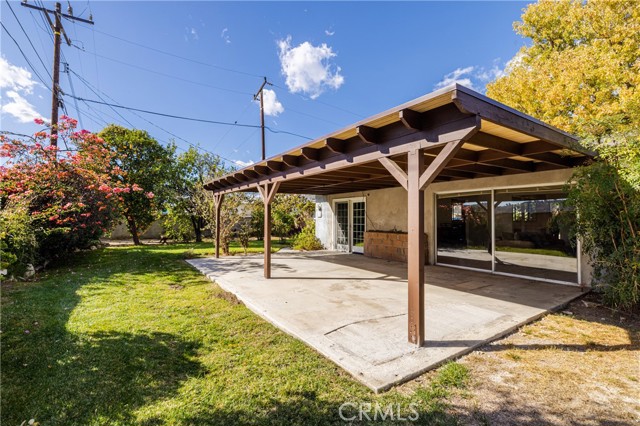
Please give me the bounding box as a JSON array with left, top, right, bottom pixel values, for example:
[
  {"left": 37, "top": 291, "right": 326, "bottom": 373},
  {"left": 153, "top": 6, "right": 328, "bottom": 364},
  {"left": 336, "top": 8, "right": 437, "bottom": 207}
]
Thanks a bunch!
[
  {"left": 237, "top": 223, "right": 251, "bottom": 255},
  {"left": 567, "top": 161, "right": 639, "bottom": 311},
  {"left": 292, "top": 221, "right": 323, "bottom": 251},
  {"left": 0, "top": 117, "right": 144, "bottom": 275},
  {"left": 162, "top": 208, "right": 195, "bottom": 242},
  {"left": 0, "top": 201, "right": 37, "bottom": 278}
]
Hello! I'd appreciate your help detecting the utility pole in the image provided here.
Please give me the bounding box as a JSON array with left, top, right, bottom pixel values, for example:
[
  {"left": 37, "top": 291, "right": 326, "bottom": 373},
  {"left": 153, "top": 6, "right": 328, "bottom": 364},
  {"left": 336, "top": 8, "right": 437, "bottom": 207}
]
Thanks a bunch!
[
  {"left": 21, "top": 1, "right": 94, "bottom": 146},
  {"left": 253, "top": 77, "right": 272, "bottom": 160}
]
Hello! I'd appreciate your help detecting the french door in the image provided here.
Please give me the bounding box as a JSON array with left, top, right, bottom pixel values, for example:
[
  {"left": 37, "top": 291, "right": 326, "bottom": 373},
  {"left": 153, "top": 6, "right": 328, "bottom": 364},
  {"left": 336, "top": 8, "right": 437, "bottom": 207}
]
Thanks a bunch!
[{"left": 334, "top": 198, "right": 366, "bottom": 253}]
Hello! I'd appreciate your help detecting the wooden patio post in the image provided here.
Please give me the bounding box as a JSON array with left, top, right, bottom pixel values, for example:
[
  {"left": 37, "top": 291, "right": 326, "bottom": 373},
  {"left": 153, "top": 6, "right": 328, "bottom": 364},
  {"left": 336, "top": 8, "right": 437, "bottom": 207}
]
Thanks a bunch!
[
  {"left": 258, "top": 182, "right": 280, "bottom": 278},
  {"left": 407, "top": 149, "right": 425, "bottom": 346},
  {"left": 214, "top": 193, "right": 224, "bottom": 259}
]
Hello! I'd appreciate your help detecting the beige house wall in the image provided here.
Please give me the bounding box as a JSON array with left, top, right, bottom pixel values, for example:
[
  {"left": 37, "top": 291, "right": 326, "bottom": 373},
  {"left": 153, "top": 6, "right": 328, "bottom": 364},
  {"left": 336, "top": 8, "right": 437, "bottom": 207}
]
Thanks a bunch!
[{"left": 315, "top": 168, "right": 592, "bottom": 286}]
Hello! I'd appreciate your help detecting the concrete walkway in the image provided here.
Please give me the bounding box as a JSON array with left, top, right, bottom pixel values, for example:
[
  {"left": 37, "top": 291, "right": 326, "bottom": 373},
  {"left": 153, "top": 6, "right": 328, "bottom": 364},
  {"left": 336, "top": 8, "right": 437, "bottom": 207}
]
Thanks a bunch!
[{"left": 188, "top": 252, "right": 583, "bottom": 392}]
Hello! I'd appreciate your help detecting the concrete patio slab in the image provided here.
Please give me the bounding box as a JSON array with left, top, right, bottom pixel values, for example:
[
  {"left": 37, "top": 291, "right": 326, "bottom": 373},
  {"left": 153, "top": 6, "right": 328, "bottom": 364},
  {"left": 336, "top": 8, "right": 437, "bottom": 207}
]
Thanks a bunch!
[{"left": 188, "top": 252, "right": 583, "bottom": 392}]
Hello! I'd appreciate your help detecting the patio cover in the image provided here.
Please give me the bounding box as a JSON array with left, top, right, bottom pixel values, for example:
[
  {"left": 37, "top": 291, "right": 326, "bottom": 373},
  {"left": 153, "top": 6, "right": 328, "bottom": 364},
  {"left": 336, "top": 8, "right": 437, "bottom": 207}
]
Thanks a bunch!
[{"left": 204, "top": 84, "right": 592, "bottom": 346}]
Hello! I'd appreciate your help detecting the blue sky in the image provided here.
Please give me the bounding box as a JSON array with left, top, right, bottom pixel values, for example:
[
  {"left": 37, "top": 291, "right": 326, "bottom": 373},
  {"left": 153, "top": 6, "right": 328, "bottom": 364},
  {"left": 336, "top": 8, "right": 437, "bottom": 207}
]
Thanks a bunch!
[{"left": 1, "top": 1, "right": 533, "bottom": 167}]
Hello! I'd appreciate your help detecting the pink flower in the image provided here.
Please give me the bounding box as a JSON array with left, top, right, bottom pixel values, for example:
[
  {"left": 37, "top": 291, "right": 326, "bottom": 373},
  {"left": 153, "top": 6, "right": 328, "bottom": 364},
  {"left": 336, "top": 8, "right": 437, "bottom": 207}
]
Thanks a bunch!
[
  {"left": 131, "top": 184, "right": 143, "bottom": 192},
  {"left": 34, "top": 118, "right": 45, "bottom": 125},
  {"left": 145, "top": 192, "right": 155, "bottom": 199}
]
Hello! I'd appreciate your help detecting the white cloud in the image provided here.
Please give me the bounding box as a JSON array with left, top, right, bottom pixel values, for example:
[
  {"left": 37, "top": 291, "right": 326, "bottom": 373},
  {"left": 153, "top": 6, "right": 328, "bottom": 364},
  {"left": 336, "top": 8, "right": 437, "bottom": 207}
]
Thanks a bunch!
[
  {"left": 434, "top": 66, "right": 477, "bottom": 90},
  {"left": 1, "top": 90, "right": 40, "bottom": 123},
  {"left": 434, "top": 60, "right": 508, "bottom": 93},
  {"left": 221, "top": 28, "right": 231, "bottom": 44},
  {"left": 234, "top": 159, "right": 255, "bottom": 168},
  {"left": 185, "top": 27, "right": 198, "bottom": 41},
  {"left": 277, "top": 36, "right": 344, "bottom": 99},
  {"left": 0, "top": 57, "right": 43, "bottom": 123},
  {"left": 258, "top": 88, "right": 284, "bottom": 117},
  {"left": 0, "top": 56, "right": 38, "bottom": 93},
  {"left": 325, "top": 29, "right": 335, "bottom": 36}
]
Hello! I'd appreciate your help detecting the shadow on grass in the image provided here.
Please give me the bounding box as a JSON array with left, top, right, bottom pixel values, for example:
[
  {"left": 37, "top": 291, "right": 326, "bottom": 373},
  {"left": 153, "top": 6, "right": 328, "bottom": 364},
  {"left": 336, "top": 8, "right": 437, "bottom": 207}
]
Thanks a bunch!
[
  {"left": 141, "top": 389, "right": 456, "bottom": 426},
  {"left": 1, "top": 247, "right": 205, "bottom": 425}
]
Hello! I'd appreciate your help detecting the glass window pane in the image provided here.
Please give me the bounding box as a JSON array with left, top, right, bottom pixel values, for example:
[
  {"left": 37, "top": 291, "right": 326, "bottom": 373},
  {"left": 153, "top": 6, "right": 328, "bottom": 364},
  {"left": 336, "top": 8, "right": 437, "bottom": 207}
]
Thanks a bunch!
[
  {"left": 437, "top": 193, "right": 491, "bottom": 270},
  {"left": 352, "top": 201, "right": 365, "bottom": 248},
  {"left": 336, "top": 202, "right": 349, "bottom": 246},
  {"left": 494, "top": 186, "right": 577, "bottom": 282}
]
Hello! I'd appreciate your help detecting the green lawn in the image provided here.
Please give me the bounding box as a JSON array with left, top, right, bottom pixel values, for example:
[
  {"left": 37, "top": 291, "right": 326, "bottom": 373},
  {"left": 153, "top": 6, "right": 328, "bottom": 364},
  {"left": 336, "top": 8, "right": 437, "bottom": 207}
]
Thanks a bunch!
[
  {"left": 174, "top": 239, "right": 291, "bottom": 257},
  {"left": 2, "top": 244, "right": 465, "bottom": 425}
]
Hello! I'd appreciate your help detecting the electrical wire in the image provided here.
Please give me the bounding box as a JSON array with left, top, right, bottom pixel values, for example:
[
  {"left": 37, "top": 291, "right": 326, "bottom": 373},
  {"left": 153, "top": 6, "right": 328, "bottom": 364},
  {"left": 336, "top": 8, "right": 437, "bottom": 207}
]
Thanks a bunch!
[
  {"left": 73, "top": 46, "right": 253, "bottom": 96},
  {"left": 72, "top": 22, "right": 265, "bottom": 80},
  {"left": 0, "top": 22, "right": 51, "bottom": 90},
  {"left": 64, "top": 95, "right": 314, "bottom": 140},
  {"left": 66, "top": 69, "right": 240, "bottom": 165},
  {"left": 4, "top": 0, "right": 52, "bottom": 81}
]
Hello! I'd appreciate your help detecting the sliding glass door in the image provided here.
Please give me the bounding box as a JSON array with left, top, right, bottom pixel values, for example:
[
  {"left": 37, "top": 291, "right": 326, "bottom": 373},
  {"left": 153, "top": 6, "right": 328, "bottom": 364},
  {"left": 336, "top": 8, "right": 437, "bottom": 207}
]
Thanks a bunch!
[
  {"left": 436, "top": 185, "right": 578, "bottom": 284},
  {"left": 494, "top": 187, "right": 577, "bottom": 282},
  {"left": 436, "top": 191, "right": 492, "bottom": 270}
]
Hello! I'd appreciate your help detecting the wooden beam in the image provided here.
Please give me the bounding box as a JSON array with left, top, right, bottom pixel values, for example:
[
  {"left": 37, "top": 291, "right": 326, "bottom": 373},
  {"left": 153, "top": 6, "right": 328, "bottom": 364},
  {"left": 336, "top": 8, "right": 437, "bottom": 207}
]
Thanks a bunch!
[
  {"left": 485, "top": 158, "right": 535, "bottom": 172},
  {"left": 451, "top": 88, "right": 592, "bottom": 155},
  {"left": 399, "top": 109, "right": 423, "bottom": 130},
  {"left": 419, "top": 140, "right": 465, "bottom": 190},
  {"left": 209, "top": 113, "right": 480, "bottom": 195},
  {"left": 254, "top": 165, "right": 270, "bottom": 175},
  {"left": 356, "top": 125, "right": 378, "bottom": 144},
  {"left": 234, "top": 172, "right": 248, "bottom": 182},
  {"left": 527, "top": 152, "right": 574, "bottom": 167},
  {"left": 266, "top": 160, "right": 283, "bottom": 172},
  {"left": 281, "top": 155, "right": 299, "bottom": 167},
  {"left": 407, "top": 149, "right": 425, "bottom": 346},
  {"left": 467, "top": 132, "right": 522, "bottom": 156},
  {"left": 214, "top": 194, "right": 224, "bottom": 259},
  {"left": 325, "top": 137, "right": 345, "bottom": 153},
  {"left": 300, "top": 147, "right": 319, "bottom": 161},
  {"left": 245, "top": 169, "right": 259, "bottom": 179},
  {"left": 378, "top": 157, "right": 408, "bottom": 190},
  {"left": 520, "top": 140, "right": 561, "bottom": 155},
  {"left": 257, "top": 182, "right": 280, "bottom": 279}
]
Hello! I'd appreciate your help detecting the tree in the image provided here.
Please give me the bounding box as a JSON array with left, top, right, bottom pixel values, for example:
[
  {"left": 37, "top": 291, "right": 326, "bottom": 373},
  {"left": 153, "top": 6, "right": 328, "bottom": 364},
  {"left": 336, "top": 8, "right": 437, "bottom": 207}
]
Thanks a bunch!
[
  {"left": 165, "top": 147, "right": 224, "bottom": 242},
  {"left": 250, "top": 194, "right": 315, "bottom": 241},
  {"left": 192, "top": 186, "right": 248, "bottom": 255},
  {"left": 0, "top": 117, "right": 137, "bottom": 276},
  {"left": 486, "top": 0, "right": 639, "bottom": 142},
  {"left": 99, "top": 125, "right": 175, "bottom": 245},
  {"left": 487, "top": 0, "right": 640, "bottom": 309}
]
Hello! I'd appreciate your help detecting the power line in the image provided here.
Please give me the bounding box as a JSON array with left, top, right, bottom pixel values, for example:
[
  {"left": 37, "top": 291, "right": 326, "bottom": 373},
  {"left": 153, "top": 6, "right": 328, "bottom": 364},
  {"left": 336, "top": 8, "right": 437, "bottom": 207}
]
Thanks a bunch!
[
  {"left": 0, "top": 22, "right": 51, "bottom": 90},
  {"left": 73, "top": 46, "right": 253, "bottom": 96},
  {"left": 64, "top": 94, "right": 314, "bottom": 140},
  {"left": 272, "top": 83, "right": 365, "bottom": 118},
  {"left": 66, "top": 69, "right": 240, "bottom": 165},
  {"left": 73, "top": 23, "right": 265, "bottom": 79},
  {"left": 70, "top": 70, "right": 136, "bottom": 128},
  {"left": 5, "top": 0, "right": 52, "bottom": 81}
]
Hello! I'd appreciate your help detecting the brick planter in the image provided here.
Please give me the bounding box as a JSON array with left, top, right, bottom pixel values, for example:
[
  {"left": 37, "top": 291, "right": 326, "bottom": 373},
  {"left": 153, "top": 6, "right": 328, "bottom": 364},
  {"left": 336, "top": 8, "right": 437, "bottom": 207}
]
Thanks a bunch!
[{"left": 363, "top": 231, "right": 428, "bottom": 264}]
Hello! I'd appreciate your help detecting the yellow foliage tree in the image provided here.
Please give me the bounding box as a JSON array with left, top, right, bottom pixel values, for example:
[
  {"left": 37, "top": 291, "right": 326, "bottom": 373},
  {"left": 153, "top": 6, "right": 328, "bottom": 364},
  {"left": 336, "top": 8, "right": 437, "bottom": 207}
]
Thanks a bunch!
[{"left": 487, "top": 0, "right": 639, "bottom": 141}]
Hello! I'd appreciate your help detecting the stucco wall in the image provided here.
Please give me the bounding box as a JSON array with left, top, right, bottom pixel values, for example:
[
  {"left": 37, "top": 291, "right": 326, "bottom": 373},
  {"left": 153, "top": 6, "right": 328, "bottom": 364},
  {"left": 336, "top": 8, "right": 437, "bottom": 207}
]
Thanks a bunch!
[{"left": 315, "top": 168, "right": 591, "bottom": 285}]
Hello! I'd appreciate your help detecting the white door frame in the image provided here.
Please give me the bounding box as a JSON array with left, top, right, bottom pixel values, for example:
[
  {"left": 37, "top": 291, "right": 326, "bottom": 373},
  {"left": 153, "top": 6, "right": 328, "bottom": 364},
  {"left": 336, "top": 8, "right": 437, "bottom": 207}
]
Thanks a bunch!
[{"left": 332, "top": 196, "right": 366, "bottom": 253}]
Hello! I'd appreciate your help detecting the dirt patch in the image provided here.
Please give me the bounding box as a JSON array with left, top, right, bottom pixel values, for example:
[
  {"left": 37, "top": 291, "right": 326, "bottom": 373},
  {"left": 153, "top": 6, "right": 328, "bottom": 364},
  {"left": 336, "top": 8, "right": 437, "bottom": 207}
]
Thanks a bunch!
[
  {"left": 444, "top": 293, "right": 639, "bottom": 425},
  {"left": 213, "top": 289, "right": 243, "bottom": 306}
]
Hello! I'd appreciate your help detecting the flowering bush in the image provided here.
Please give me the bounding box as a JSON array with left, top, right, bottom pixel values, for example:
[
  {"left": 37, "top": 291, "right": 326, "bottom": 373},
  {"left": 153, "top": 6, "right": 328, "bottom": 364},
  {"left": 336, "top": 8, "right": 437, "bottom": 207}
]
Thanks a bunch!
[{"left": 0, "top": 117, "right": 148, "bottom": 277}]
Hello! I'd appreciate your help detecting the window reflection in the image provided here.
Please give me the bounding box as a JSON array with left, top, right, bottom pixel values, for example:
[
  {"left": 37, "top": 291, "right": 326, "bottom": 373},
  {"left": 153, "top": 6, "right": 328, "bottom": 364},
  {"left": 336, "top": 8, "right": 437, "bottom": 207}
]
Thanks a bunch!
[{"left": 437, "top": 192, "right": 492, "bottom": 270}]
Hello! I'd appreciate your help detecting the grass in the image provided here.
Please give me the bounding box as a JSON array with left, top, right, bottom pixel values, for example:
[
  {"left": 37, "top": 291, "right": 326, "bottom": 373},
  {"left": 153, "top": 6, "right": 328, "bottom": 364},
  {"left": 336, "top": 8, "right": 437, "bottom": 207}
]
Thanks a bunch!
[
  {"left": 1, "top": 244, "right": 462, "bottom": 426},
  {"left": 494, "top": 246, "right": 571, "bottom": 258},
  {"left": 449, "top": 296, "right": 639, "bottom": 425}
]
